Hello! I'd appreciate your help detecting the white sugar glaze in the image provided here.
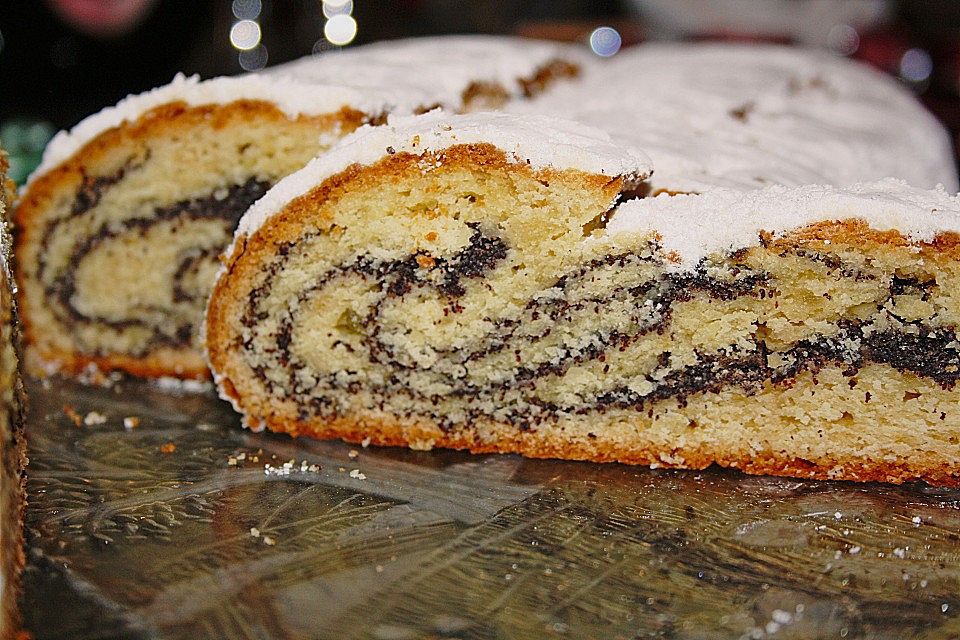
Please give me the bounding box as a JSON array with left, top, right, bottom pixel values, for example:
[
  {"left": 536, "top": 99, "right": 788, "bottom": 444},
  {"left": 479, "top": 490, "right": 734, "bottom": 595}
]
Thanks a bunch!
[
  {"left": 513, "top": 42, "right": 959, "bottom": 192},
  {"left": 268, "top": 35, "right": 587, "bottom": 113},
  {"left": 30, "top": 36, "right": 582, "bottom": 187},
  {"left": 607, "top": 178, "right": 960, "bottom": 268}
]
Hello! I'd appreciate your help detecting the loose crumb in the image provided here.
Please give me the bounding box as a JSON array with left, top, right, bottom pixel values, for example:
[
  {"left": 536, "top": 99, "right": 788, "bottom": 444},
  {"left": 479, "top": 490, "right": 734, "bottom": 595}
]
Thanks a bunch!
[
  {"left": 250, "top": 527, "right": 260, "bottom": 538},
  {"left": 349, "top": 469, "right": 367, "bottom": 480},
  {"left": 83, "top": 411, "right": 107, "bottom": 426},
  {"left": 348, "top": 449, "right": 359, "bottom": 459},
  {"left": 771, "top": 610, "right": 792, "bottom": 625},
  {"left": 77, "top": 363, "right": 121, "bottom": 388},
  {"left": 154, "top": 377, "right": 214, "bottom": 394},
  {"left": 159, "top": 442, "right": 177, "bottom": 454},
  {"left": 361, "top": 437, "right": 371, "bottom": 448},
  {"left": 123, "top": 416, "right": 140, "bottom": 430},
  {"left": 263, "top": 536, "right": 276, "bottom": 546}
]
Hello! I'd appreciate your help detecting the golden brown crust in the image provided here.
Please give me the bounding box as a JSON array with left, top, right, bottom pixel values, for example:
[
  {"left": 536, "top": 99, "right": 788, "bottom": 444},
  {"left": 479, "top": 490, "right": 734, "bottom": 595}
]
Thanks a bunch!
[
  {"left": 770, "top": 218, "right": 960, "bottom": 260},
  {"left": 461, "top": 82, "right": 511, "bottom": 111},
  {"left": 518, "top": 58, "right": 581, "bottom": 98},
  {"left": 14, "top": 100, "right": 369, "bottom": 381},
  {"left": 24, "top": 342, "right": 210, "bottom": 380},
  {"left": 261, "top": 410, "right": 960, "bottom": 487}
]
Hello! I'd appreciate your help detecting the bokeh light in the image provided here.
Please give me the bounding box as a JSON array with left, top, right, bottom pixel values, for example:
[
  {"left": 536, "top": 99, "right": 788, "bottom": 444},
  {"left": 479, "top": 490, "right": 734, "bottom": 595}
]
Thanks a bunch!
[
  {"left": 239, "top": 45, "right": 269, "bottom": 71},
  {"left": 230, "top": 19, "right": 262, "bottom": 51},
  {"left": 900, "top": 48, "right": 933, "bottom": 84},
  {"left": 827, "top": 24, "right": 859, "bottom": 56},
  {"left": 231, "top": 0, "right": 262, "bottom": 20},
  {"left": 322, "top": 0, "right": 353, "bottom": 19},
  {"left": 589, "top": 27, "right": 621, "bottom": 57},
  {"left": 324, "top": 14, "right": 357, "bottom": 46}
]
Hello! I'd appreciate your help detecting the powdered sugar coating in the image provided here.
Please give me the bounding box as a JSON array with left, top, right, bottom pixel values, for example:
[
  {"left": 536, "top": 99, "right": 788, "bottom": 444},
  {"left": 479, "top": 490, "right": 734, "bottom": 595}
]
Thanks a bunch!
[
  {"left": 268, "top": 35, "right": 589, "bottom": 114},
  {"left": 607, "top": 178, "right": 960, "bottom": 268},
  {"left": 234, "top": 110, "right": 652, "bottom": 240},
  {"left": 514, "top": 42, "right": 958, "bottom": 192},
  {"left": 32, "top": 35, "right": 585, "bottom": 188},
  {"left": 31, "top": 73, "right": 381, "bottom": 185}
]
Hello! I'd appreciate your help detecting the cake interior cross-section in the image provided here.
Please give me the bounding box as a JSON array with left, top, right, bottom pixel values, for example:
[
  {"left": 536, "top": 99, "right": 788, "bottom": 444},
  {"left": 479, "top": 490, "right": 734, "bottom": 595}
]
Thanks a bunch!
[{"left": 206, "top": 112, "right": 960, "bottom": 485}]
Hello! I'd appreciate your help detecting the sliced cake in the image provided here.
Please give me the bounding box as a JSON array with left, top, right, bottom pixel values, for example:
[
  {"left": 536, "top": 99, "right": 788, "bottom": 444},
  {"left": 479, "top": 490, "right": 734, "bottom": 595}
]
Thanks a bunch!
[
  {"left": 14, "top": 74, "right": 380, "bottom": 380},
  {"left": 0, "top": 152, "right": 25, "bottom": 639},
  {"left": 15, "top": 35, "right": 585, "bottom": 381},
  {"left": 206, "top": 112, "right": 960, "bottom": 486}
]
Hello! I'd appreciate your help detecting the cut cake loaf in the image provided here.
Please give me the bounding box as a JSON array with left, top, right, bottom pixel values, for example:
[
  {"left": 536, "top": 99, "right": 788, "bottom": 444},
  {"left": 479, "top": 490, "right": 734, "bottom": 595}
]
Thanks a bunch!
[{"left": 206, "top": 112, "right": 960, "bottom": 485}]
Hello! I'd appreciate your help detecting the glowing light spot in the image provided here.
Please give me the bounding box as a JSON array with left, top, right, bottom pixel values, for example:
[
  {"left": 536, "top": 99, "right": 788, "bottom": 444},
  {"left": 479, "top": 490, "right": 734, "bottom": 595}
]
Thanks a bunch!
[
  {"left": 322, "top": 0, "right": 353, "bottom": 18},
  {"left": 230, "top": 19, "right": 262, "bottom": 51},
  {"left": 827, "top": 24, "right": 859, "bottom": 56},
  {"left": 589, "top": 26, "right": 621, "bottom": 57},
  {"left": 900, "top": 48, "right": 932, "bottom": 83},
  {"left": 232, "top": 0, "right": 261, "bottom": 20},
  {"left": 324, "top": 14, "right": 357, "bottom": 46},
  {"left": 239, "top": 44, "right": 269, "bottom": 71}
]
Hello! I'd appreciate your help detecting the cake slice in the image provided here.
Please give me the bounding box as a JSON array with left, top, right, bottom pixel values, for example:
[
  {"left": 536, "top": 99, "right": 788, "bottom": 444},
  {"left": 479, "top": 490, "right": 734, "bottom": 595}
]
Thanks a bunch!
[
  {"left": 14, "top": 74, "right": 380, "bottom": 380},
  {"left": 0, "top": 152, "right": 25, "bottom": 640},
  {"left": 15, "top": 35, "right": 584, "bottom": 381},
  {"left": 206, "top": 112, "right": 960, "bottom": 486}
]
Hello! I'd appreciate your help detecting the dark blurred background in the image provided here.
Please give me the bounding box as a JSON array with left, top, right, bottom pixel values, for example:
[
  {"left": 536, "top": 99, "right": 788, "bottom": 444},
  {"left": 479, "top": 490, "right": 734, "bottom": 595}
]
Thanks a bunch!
[{"left": 2, "top": 0, "right": 960, "bottom": 184}]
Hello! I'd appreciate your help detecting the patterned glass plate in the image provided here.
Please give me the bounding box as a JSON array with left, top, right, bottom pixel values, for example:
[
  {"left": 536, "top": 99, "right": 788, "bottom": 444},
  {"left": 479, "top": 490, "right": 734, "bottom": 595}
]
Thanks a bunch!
[{"left": 19, "top": 378, "right": 960, "bottom": 640}]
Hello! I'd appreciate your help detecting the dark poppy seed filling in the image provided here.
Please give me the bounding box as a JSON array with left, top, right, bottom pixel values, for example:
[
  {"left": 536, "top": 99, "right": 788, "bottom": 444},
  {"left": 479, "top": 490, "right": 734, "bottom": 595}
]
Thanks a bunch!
[
  {"left": 39, "top": 177, "right": 271, "bottom": 356},
  {"left": 236, "top": 223, "right": 960, "bottom": 429}
]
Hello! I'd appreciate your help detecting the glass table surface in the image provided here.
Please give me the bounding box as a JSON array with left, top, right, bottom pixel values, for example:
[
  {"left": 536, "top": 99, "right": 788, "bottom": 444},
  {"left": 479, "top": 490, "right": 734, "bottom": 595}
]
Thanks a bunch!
[{"left": 18, "top": 377, "right": 960, "bottom": 640}]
